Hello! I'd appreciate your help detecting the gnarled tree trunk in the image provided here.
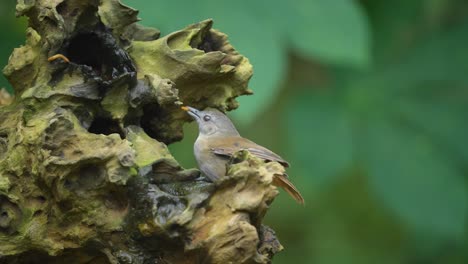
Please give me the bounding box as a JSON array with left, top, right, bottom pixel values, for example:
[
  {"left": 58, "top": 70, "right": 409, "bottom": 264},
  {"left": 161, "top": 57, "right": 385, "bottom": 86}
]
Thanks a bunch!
[{"left": 0, "top": 1, "right": 283, "bottom": 263}]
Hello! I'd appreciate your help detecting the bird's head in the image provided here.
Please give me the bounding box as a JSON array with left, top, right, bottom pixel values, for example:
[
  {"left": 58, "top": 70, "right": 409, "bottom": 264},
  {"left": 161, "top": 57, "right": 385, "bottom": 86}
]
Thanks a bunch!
[{"left": 181, "top": 106, "right": 240, "bottom": 137}]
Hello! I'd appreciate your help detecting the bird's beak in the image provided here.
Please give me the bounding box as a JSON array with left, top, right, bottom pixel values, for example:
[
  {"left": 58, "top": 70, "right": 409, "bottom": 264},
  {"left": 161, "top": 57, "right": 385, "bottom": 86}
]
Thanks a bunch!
[{"left": 181, "top": 106, "right": 201, "bottom": 119}]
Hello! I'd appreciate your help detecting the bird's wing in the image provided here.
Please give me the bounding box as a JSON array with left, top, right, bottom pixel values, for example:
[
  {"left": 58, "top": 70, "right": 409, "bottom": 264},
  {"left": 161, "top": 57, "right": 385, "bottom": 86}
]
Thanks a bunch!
[
  {"left": 210, "top": 137, "right": 290, "bottom": 167},
  {"left": 246, "top": 147, "right": 290, "bottom": 167},
  {"left": 211, "top": 137, "right": 303, "bottom": 204},
  {"left": 211, "top": 147, "right": 237, "bottom": 157}
]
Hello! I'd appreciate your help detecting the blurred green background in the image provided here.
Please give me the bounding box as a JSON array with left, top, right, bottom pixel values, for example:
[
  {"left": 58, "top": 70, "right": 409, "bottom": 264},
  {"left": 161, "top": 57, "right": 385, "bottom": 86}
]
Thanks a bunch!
[{"left": 2, "top": 0, "right": 468, "bottom": 263}]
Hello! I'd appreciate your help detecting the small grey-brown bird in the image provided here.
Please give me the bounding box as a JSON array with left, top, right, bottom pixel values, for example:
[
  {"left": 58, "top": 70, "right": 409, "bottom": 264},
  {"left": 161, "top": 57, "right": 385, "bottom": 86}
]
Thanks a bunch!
[{"left": 182, "top": 106, "right": 304, "bottom": 204}]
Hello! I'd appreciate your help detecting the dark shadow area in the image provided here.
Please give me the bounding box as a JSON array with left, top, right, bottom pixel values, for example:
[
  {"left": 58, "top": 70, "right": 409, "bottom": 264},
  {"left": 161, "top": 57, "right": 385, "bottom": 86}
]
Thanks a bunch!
[
  {"left": 88, "top": 117, "right": 125, "bottom": 139},
  {"left": 61, "top": 24, "right": 137, "bottom": 86},
  {"left": 0, "top": 248, "right": 111, "bottom": 264},
  {"left": 67, "top": 33, "right": 105, "bottom": 73}
]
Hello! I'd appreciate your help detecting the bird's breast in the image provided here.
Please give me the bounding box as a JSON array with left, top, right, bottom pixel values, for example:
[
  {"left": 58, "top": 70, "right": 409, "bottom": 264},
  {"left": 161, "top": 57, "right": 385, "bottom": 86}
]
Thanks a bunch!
[{"left": 194, "top": 137, "right": 228, "bottom": 181}]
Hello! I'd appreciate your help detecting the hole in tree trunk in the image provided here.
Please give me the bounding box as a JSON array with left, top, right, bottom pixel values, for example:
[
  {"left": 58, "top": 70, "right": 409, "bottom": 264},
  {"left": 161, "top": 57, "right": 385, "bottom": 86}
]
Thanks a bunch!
[
  {"left": 62, "top": 25, "right": 137, "bottom": 86},
  {"left": 88, "top": 117, "right": 125, "bottom": 139},
  {"left": 67, "top": 33, "right": 109, "bottom": 78}
]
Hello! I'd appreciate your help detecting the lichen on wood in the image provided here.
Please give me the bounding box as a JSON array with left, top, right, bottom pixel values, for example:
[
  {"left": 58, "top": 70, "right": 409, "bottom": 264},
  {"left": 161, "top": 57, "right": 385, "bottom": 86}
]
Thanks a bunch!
[
  {"left": 0, "top": 0, "right": 283, "bottom": 263},
  {"left": 0, "top": 89, "right": 12, "bottom": 106}
]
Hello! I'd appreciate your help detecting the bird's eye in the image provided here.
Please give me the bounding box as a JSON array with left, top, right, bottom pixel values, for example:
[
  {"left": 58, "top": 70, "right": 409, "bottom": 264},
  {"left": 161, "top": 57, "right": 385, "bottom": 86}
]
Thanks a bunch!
[{"left": 203, "top": 115, "right": 211, "bottom": 122}]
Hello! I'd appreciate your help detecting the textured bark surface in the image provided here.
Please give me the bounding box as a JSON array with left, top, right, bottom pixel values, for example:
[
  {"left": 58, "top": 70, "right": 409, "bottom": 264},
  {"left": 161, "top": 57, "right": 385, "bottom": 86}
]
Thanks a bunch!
[
  {"left": 0, "top": 1, "right": 283, "bottom": 263},
  {"left": 0, "top": 89, "right": 12, "bottom": 106}
]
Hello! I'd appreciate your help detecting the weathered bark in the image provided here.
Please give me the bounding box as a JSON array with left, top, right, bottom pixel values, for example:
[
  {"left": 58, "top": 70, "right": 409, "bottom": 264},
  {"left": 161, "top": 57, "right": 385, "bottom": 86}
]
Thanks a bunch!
[
  {"left": 0, "top": 89, "right": 12, "bottom": 106},
  {"left": 0, "top": 1, "right": 283, "bottom": 263}
]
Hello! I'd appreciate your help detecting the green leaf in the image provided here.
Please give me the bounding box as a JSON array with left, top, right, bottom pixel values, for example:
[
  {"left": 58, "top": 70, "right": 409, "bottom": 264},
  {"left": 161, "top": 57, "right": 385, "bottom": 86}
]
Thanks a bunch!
[
  {"left": 364, "top": 0, "right": 428, "bottom": 63},
  {"left": 285, "top": 91, "right": 353, "bottom": 188},
  {"left": 396, "top": 99, "right": 468, "bottom": 164},
  {"left": 350, "top": 20, "right": 468, "bottom": 165},
  {"left": 338, "top": 16, "right": 468, "bottom": 242},
  {"left": 364, "top": 120, "right": 468, "bottom": 239},
  {"left": 365, "top": 0, "right": 463, "bottom": 64},
  {"left": 282, "top": 0, "right": 371, "bottom": 68},
  {"left": 389, "top": 19, "right": 468, "bottom": 87}
]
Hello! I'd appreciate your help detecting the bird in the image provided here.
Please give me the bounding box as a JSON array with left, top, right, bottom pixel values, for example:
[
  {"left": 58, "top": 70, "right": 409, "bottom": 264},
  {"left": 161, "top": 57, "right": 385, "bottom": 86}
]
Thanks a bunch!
[{"left": 181, "top": 106, "right": 304, "bottom": 204}]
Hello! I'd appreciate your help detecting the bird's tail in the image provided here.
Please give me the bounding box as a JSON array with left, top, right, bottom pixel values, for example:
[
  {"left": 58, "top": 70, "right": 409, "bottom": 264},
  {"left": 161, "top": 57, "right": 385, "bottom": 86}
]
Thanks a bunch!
[{"left": 272, "top": 174, "right": 305, "bottom": 205}]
